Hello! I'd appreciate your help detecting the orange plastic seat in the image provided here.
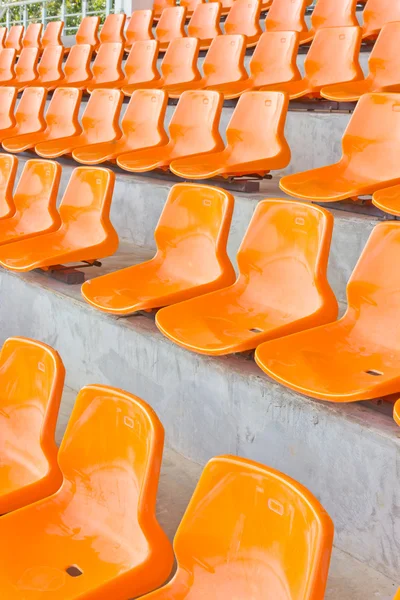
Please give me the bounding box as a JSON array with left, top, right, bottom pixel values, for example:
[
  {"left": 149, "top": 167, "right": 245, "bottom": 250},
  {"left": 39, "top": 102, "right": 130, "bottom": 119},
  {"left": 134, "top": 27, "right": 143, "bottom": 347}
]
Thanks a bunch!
[
  {"left": 3, "top": 88, "right": 81, "bottom": 153},
  {"left": 261, "top": 26, "right": 363, "bottom": 99},
  {"left": 41, "top": 20, "right": 63, "bottom": 51},
  {"left": 0, "top": 27, "right": 7, "bottom": 49},
  {"left": 125, "top": 10, "right": 154, "bottom": 50},
  {"left": 372, "top": 183, "right": 400, "bottom": 216},
  {"left": 0, "top": 167, "right": 118, "bottom": 271},
  {"left": 0, "top": 159, "right": 61, "bottom": 245},
  {"left": 0, "top": 153, "right": 18, "bottom": 219},
  {"left": 280, "top": 93, "right": 400, "bottom": 202},
  {"left": 299, "top": 0, "right": 358, "bottom": 45},
  {"left": 5, "top": 25, "right": 23, "bottom": 53},
  {"left": 0, "top": 337, "right": 65, "bottom": 515},
  {"left": 0, "top": 87, "right": 46, "bottom": 144},
  {"left": 35, "top": 89, "right": 123, "bottom": 158},
  {"left": 394, "top": 400, "right": 400, "bottom": 426},
  {"left": 86, "top": 42, "right": 124, "bottom": 91},
  {"left": 146, "top": 37, "right": 201, "bottom": 94},
  {"left": 180, "top": 0, "right": 205, "bottom": 16},
  {"left": 187, "top": 2, "right": 222, "bottom": 50},
  {"left": 22, "top": 22, "right": 43, "bottom": 49},
  {"left": 265, "top": 0, "right": 308, "bottom": 35},
  {"left": 122, "top": 40, "right": 160, "bottom": 95},
  {"left": 0, "top": 48, "right": 16, "bottom": 84},
  {"left": 81, "top": 183, "right": 235, "bottom": 315},
  {"left": 157, "top": 200, "right": 337, "bottom": 355},
  {"left": 210, "top": 0, "right": 234, "bottom": 16},
  {"left": 171, "top": 91, "right": 290, "bottom": 179},
  {"left": 153, "top": 0, "right": 175, "bottom": 18},
  {"left": 76, "top": 15, "right": 100, "bottom": 50},
  {"left": 0, "top": 384, "right": 174, "bottom": 599},
  {"left": 224, "top": 0, "right": 262, "bottom": 47},
  {"left": 362, "top": 0, "right": 400, "bottom": 40},
  {"left": 117, "top": 90, "right": 223, "bottom": 173},
  {"left": 33, "top": 45, "right": 64, "bottom": 89},
  {"left": 165, "top": 34, "right": 247, "bottom": 98},
  {"left": 321, "top": 22, "right": 400, "bottom": 102},
  {"left": 155, "top": 6, "right": 186, "bottom": 51},
  {"left": 73, "top": 89, "right": 168, "bottom": 164},
  {"left": 7, "top": 47, "right": 38, "bottom": 89},
  {"left": 138, "top": 455, "right": 334, "bottom": 600},
  {"left": 99, "top": 12, "right": 126, "bottom": 44},
  {"left": 58, "top": 43, "right": 92, "bottom": 89}
]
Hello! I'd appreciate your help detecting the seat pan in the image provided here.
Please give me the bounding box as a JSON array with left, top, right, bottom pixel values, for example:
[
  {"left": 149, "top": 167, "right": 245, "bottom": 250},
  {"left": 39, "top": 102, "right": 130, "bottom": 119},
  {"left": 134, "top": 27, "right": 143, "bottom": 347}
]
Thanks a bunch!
[
  {"left": 2, "top": 129, "right": 52, "bottom": 153},
  {"left": 35, "top": 134, "right": 89, "bottom": 158},
  {"left": 321, "top": 78, "right": 373, "bottom": 102},
  {"left": 255, "top": 317, "right": 400, "bottom": 401},
  {"left": 298, "top": 29, "right": 314, "bottom": 45},
  {"left": 0, "top": 212, "right": 59, "bottom": 246},
  {"left": 261, "top": 78, "right": 312, "bottom": 100},
  {"left": 116, "top": 144, "right": 174, "bottom": 172},
  {"left": 0, "top": 126, "right": 36, "bottom": 143},
  {"left": 372, "top": 184, "right": 400, "bottom": 216},
  {"left": 72, "top": 139, "right": 135, "bottom": 165},
  {"left": 208, "top": 78, "right": 255, "bottom": 99},
  {"left": 170, "top": 151, "right": 227, "bottom": 179},
  {"left": 86, "top": 77, "right": 125, "bottom": 92},
  {"left": 122, "top": 78, "right": 163, "bottom": 96},
  {"left": 163, "top": 79, "right": 205, "bottom": 98}
]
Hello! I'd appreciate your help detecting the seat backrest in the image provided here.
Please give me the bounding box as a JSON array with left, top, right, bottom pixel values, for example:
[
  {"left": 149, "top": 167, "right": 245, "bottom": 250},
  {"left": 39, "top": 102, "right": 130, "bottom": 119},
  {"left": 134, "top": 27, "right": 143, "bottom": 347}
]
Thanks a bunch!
[
  {"left": 81, "top": 88, "right": 123, "bottom": 142},
  {"left": 224, "top": 0, "right": 262, "bottom": 38},
  {"left": 173, "top": 456, "right": 333, "bottom": 600},
  {"left": 5, "top": 25, "right": 23, "bottom": 52},
  {"left": 44, "top": 87, "right": 82, "bottom": 137},
  {"left": 155, "top": 6, "right": 186, "bottom": 43},
  {"left": 368, "top": 22, "right": 400, "bottom": 86},
  {"left": 91, "top": 41, "right": 124, "bottom": 83},
  {"left": 121, "top": 89, "right": 168, "bottom": 148},
  {"left": 180, "top": 0, "right": 205, "bottom": 12},
  {"left": 125, "top": 9, "right": 154, "bottom": 45},
  {"left": 14, "top": 47, "right": 39, "bottom": 83},
  {"left": 0, "top": 48, "right": 16, "bottom": 82},
  {"left": 0, "top": 27, "right": 7, "bottom": 48},
  {"left": 203, "top": 35, "right": 247, "bottom": 86},
  {"left": 37, "top": 45, "right": 64, "bottom": 83},
  {"left": 363, "top": 0, "right": 400, "bottom": 37},
  {"left": 265, "top": 0, "right": 308, "bottom": 32},
  {"left": 22, "top": 22, "right": 43, "bottom": 48},
  {"left": 76, "top": 15, "right": 100, "bottom": 48},
  {"left": 100, "top": 12, "right": 126, "bottom": 44},
  {"left": 168, "top": 90, "right": 224, "bottom": 154},
  {"left": 304, "top": 26, "right": 363, "bottom": 87},
  {"left": 14, "top": 87, "right": 47, "bottom": 132},
  {"left": 249, "top": 32, "right": 301, "bottom": 86},
  {"left": 0, "top": 153, "right": 18, "bottom": 218},
  {"left": 311, "top": 0, "right": 358, "bottom": 31},
  {"left": 124, "top": 39, "right": 160, "bottom": 84},
  {"left": 188, "top": 2, "right": 222, "bottom": 40},
  {"left": 62, "top": 43, "right": 92, "bottom": 83},
  {"left": 154, "top": 183, "right": 234, "bottom": 281},
  {"left": 41, "top": 20, "right": 63, "bottom": 49},
  {"left": 161, "top": 37, "right": 200, "bottom": 85},
  {"left": 153, "top": 0, "right": 176, "bottom": 16}
]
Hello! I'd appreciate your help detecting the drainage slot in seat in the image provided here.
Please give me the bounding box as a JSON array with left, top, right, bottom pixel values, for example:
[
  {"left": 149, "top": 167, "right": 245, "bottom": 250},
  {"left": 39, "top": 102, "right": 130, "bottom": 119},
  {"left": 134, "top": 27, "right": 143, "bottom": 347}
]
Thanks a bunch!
[
  {"left": 249, "top": 328, "right": 263, "bottom": 333},
  {"left": 66, "top": 565, "right": 83, "bottom": 577},
  {"left": 365, "top": 370, "right": 383, "bottom": 376}
]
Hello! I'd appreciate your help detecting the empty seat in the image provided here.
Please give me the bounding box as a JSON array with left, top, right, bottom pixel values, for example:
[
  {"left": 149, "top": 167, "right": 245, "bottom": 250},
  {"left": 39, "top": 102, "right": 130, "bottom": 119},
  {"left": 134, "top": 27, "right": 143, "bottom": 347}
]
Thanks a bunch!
[
  {"left": 41, "top": 20, "right": 63, "bottom": 51},
  {"left": 3, "top": 88, "right": 82, "bottom": 153},
  {"left": 165, "top": 34, "right": 247, "bottom": 98},
  {"left": 224, "top": 0, "right": 262, "bottom": 46},
  {"left": 255, "top": 221, "right": 400, "bottom": 404},
  {"left": 122, "top": 40, "right": 161, "bottom": 95},
  {"left": 137, "top": 456, "right": 334, "bottom": 600},
  {"left": 0, "top": 27, "right": 7, "bottom": 48},
  {"left": 280, "top": 93, "right": 400, "bottom": 202},
  {"left": 76, "top": 15, "right": 100, "bottom": 50},
  {"left": 100, "top": 12, "right": 126, "bottom": 44},
  {"left": 154, "top": 0, "right": 175, "bottom": 18},
  {"left": 210, "top": 0, "right": 235, "bottom": 16},
  {"left": 155, "top": 6, "right": 186, "bottom": 51},
  {"left": 0, "top": 153, "right": 18, "bottom": 219},
  {"left": 35, "top": 88, "right": 123, "bottom": 158},
  {"left": 265, "top": 0, "right": 308, "bottom": 34},
  {"left": 321, "top": 22, "right": 400, "bottom": 101},
  {"left": 372, "top": 183, "right": 400, "bottom": 216},
  {"left": 117, "top": 90, "right": 223, "bottom": 173},
  {"left": 81, "top": 183, "right": 235, "bottom": 315},
  {"left": 180, "top": 0, "right": 205, "bottom": 16},
  {"left": 0, "top": 159, "right": 61, "bottom": 245},
  {"left": 0, "top": 167, "right": 118, "bottom": 271},
  {"left": 362, "top": 0, "right": 400, "bottom": 40},
  {"left": 299, "top": 0, "right": 358, "bottom": 45},
  {"left": 0, "top": 337, "right": 64, "bottom": 515},
  {"left": 0, "top": 385, "right": 174, "bottom": 598},
  {"left": 261, "top": 26, "right": 363, "bottom": 99},
  {"left": 394, "top": 401, "right": 400, "bottom": 426},
  {"left": 0, "top": 48, "right": 16, "bottom": 84},
  {"left": 7, "top": 47, "right": 38, "bottom": 89},
  {"left": 22, "top": 22, "right": 43, "bottom": 49},
  {"left": 5, "top": 25, "right": 23, "bottom": 53},
  {"left": 57, "top": 43, "right": 92, "bottom": 89},
  {"left": 33, "top": 45, "right": 64, "bottom": 89},
  {"left": 0, "top": 87, "right": 46, "bottom": 144},
  {"left": 157, "top": 200, "right": 337, "bottom": 354},
  {"left": 187, "top": 2, "right": 222, "bottom": 50},
  {"left": 125, "top": 9, "right": 154, "bottom": 50},
  {"left": 86, "top": 42, "right": 124, "bottom": 91},
  {"left": 171, "top": 91, "right": 290, "bottom": 179},
  {"left": 73, "top": 89, "right": 168, "bottom": 164}
]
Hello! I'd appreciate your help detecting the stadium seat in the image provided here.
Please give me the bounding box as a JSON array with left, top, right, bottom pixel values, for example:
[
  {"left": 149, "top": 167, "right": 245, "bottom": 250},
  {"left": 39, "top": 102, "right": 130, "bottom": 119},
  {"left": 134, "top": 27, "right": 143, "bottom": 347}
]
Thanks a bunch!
[
  {"left": 0, "top": 159, "right": 61, "bottom": 245},
  {"left": 0, "top": 27, "right": 7, "bottom": 48},
  {"left": 256, "top": 221, "right": 400, "bottom": 403},
  {"left": 394, "top": 400, "right": 400, "bottom": 426},
  {"left": 75, "top": 15, "right": 100, "bottom": 50},
  {"left": 362, "top": 0, "right": 400, "bottom": 40},
  {"left": 41, "top": 21, "right": 63, "bottom": 51},
  {"left": 261, "top": 26, "right": 362, "bottom": 99},
  {"left": 224, "top": 0, "right": 262, "bottom": 47},
  {"left": 155, "top": 6, "right": 186, "bottom": 51},
  {"left": 280, "top": 93, "right": 400, "bottom": 202},
  {"left": 154, "top": 0, "right": 175, "bottom": 18},
  {"left": 57, "top": 43, "right": 92, "bottom": 89},
  {"left": 165, "top": 34, "right": 246, "bottom": 98},
  {"left": 0, "top": 87, "right": 46, "bottom": 144},
  {"left": 299, "top": 0, "right": 358, "bottom": 45},
  {"left": 0, "top": 48, "right": 16, "bottom": 84},
  {"left": 125, "top": 9, "right": 154, "bottom": 51},
  {"left": 3, "top": 88, "right": 81, "bottom": 153},
  {"left": 22, "top": 22, "right": 43, "bottom": 49},
  {"left": 156, "top": 200, "right": 337, "bottom": 355},
  {"left": 137, "top": 456, "right": 334, "bottom": 600},
  {"left": 81, "top": 183, "right": 235, "bottom": 315},
  {"left": 180, "top": 0, "right": 205, "bottom": 16},
  {"left": 372, "top": 184, "right": 400, "bottom": 216},
  {"left": 265, "top": 0, "right": 308, "bottom": 34},
  {"left": 5, "top": 25, "right": 23, "bottom": 53},
  {"left": 210, "top": 0, "right": 235, "bottom": 16},
  {"left": 321, "top": 22, "right": 400, "bottom": 101},
  {"left": 117, "top": 90, "right": 224, "bottom": 173},
  {"left": 7, "top": 47, "right": 38, "bottom": 89},
  {"left": 73, "top": 89, "right": 168, "bottom": 164},
  {"left": 35, "top": 88, "right": 123, "bottom": 158},
  {"left": 149, "top": 37, "right": 201, "bottom": 94},
  {"left": 187, "top": 2, "right": 222, "bottom": 50},
  {"left": 0, "top": 384, "right": 174, "bottom": 599},
  {"left": 0, "top": 167, "right": 118, "bottom": 271},
  {"left": 0, "top": 337, "right": 64, "bottom": 515},
  {"left": 171, "top": 91, "right": 290, "bottom": 179},
  {"left": 86, "top": 42, "right": 124, "bottom": 91},
  {"left": 0, "top": 153, "right": 18, "bottom": 219},
  {"left": 100, "top": 12, "right": 126, "bottom": 44},
  {"left": 122, "top": 40, "right": 161, "bottom": 95},
  {"left": 33, "top": 45, "right": 64, "bottom": 89}
]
